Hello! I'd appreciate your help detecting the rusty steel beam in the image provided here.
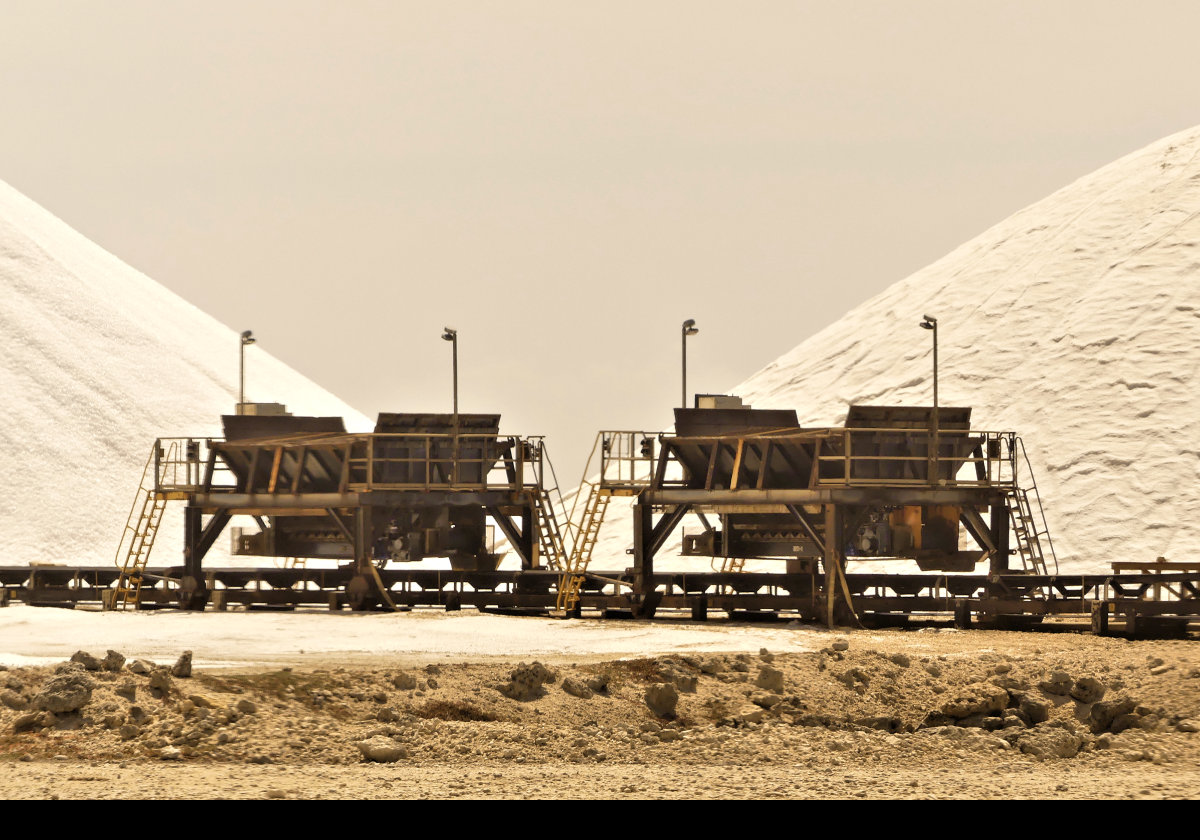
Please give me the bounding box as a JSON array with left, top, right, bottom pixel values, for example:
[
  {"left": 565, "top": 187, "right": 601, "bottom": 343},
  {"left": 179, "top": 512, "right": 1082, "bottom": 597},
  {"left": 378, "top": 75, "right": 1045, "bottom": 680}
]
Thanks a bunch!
[
  {"left": 194, "top": 492, "right": 359, "bottom": 508},
  {"left": 192, "top": 489, "right": 533, "bottom": 510},
  {"left": 642, "top": 487, "right": 1002, "bottom": 506}
]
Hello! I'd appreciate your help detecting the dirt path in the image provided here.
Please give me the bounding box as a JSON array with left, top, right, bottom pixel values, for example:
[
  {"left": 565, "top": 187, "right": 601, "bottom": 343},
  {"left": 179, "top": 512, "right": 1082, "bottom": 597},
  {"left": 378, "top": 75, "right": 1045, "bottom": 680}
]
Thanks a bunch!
[{"left": 4, "top": 759, "right": 1198, "bottom": 800}]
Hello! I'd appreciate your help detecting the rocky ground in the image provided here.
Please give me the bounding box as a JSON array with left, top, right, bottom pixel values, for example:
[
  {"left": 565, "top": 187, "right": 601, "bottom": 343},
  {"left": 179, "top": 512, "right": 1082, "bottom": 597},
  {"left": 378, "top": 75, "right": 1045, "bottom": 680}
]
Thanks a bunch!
[{"left": 1, "top": 627, "right": 1198, "bottom": 799}]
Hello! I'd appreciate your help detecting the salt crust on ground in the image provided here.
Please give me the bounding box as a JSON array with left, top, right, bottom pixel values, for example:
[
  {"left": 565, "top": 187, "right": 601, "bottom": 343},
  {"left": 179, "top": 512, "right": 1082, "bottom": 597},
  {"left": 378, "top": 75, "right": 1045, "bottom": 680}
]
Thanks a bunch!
[{"left": 0, "top": 604, "right": 822, "bottom": 669}]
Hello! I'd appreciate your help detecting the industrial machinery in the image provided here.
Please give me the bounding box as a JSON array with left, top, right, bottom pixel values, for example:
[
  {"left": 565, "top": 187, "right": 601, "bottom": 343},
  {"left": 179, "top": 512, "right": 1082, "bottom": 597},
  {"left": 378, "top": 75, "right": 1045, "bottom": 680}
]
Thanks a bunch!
[
  {"left": 1, "top": 395, "right": 1196, "bottom": 636},
  {"left": 670, "top": 403, "right": 995, "bottom": 571},
  {"left": 107, "top": 408, "right": 564, "bottom": 610},
  {"left": 616, "top": 398, "right": 1036, "bottom": 621},
  {"left": 562, "top": 395, "right": 1197, "bottom": 634}
]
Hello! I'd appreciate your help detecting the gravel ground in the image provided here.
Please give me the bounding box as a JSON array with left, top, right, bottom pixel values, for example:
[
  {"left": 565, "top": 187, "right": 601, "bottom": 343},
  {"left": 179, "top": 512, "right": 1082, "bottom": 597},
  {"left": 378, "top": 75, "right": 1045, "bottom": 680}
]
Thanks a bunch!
[{"left": 1, "top": 623, "right": 1197, "bottom": 799}]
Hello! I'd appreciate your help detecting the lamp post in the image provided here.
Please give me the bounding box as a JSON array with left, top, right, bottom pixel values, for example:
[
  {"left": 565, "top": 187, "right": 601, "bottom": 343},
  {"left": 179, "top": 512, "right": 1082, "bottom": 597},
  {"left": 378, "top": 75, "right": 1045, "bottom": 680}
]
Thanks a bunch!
[
  {"left": 919, "top": 315, "right": 938, "bottom": 482},
  {"left": 441, "top": 327, "right": 458, "bottom": 420},
  {"left": 681, "top": 319, "right": 699, "bottom": 408},
  {"left": 238, "top": 330, "right": 256, "bottom": 415},
  {"left": 442, "top": 327, "right": 459, "bottom": 483}
]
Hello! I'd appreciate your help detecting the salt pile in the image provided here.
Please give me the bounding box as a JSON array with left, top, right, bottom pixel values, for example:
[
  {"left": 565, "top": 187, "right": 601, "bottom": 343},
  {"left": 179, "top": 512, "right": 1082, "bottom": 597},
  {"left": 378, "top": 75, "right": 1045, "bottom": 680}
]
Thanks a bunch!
[
  {"left": 0, "top": 180, "right": 370, "bottom": 566},
  {"left": 4, "top": 124, "right": 1199, "bottom": 576},
  {"left": 587, "top": 125, "right": 1200, "bottom": 574}
]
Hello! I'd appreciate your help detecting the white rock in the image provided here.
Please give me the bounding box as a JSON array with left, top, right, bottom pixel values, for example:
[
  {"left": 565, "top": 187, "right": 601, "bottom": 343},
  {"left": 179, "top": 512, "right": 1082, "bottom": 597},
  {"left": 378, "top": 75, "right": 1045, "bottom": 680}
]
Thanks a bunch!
[{"left": 357, "top": 736, "right": 407, "bottom": 763}]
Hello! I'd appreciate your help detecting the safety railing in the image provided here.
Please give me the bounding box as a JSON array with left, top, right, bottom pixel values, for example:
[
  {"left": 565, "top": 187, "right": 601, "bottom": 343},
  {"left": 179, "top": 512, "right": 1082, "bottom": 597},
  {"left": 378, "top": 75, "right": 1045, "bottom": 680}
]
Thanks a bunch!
[
  {"left": 344, "top": 433, "right": 540, "bottom": 492},
  {"left": 597, "top": 431, "right": 659, "bottom": 490},
  {"left": 153, "top": 437, "right": 230, "bottom": 494},
  {"left": 813, "top": 428, "right": 1019, "bottom": 488},
  {"left": 153, "top": 434, "right": 554, "bottom": 495},
  {"left": 1013, "top": 436, "right": 1058, "bottom": 573}
]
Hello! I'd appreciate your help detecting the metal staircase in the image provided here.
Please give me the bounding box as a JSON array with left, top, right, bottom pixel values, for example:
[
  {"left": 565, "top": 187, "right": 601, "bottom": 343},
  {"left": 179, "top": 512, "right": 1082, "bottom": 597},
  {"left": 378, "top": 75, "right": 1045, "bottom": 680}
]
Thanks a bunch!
[
  {"left": 556, "top": 482, "right": 612, "bottom": 613},
  {"left": 110, "top": 444, "right": 173, "bottom": 610},
  {"left": 551, "top": 431, "right": 662, "bottom": 614},
  {"left": 1008, "top": 489, "right": 1048, "bottom": 575},
  {"left": 1008, "top": 437, "right": 1058, "bottom": 576},
  {"left": 534, "top": 488, "right": 569, "bottom": 572},
  {"left": 720, "top": 556, "right": 747, "bottom": 574},
  {"left": 525, "top": 441, "right": 569, "bottom": 572}
]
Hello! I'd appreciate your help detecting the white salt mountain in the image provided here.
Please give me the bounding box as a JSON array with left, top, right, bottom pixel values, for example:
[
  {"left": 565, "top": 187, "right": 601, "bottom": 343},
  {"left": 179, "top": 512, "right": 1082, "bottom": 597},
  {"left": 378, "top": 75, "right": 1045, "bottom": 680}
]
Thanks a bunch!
[
  {"left": 7, "top": 122, "right": 1198, "bottom": 578},
  {"left": 0, "top": 180, "right": 370, "bottom": 567},
  {"left": 584, "top": 125, "right": 1200, "bottom": 575}
]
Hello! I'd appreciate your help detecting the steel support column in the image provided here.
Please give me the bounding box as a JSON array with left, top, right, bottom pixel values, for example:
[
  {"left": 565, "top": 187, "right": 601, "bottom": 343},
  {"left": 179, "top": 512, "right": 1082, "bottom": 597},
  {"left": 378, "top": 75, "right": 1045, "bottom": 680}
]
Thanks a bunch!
[
  {"left": 990, "top": 499, "right": 1011, "bottom": 575},
  {"left": 520, "top": 507, "right": 536, "bottom": 570},
  {"left": 346, "top": 507, "right": 377, "bottom": 610},
  {"left": 179, "top": 505, "right": 211, "bottom": 610},
  {"left": 183, "top": 505, "right": 202, "bottom": 578},
  {"left": 632, "top": 501, "right": 657, "bottom": 617},
  {"left": 823, "top": 503, "right": 842, "bottom": 628},
  {"left": 354, "top": 507, "right": 371, "bottom": 574}
]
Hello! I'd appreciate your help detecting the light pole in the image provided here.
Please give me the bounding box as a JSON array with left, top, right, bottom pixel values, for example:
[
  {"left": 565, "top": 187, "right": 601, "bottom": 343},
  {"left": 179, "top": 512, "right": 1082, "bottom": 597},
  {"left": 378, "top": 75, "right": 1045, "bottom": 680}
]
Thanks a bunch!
[
  {"left": 681, "top": 319, "right": 699, "bottom": 408},
  {"left": 441, "top": 327, "right": 458, "bottom": 420},
  {"left": 442, "top": 328, "right": 459, "bottom": 483},
  {"left": 919, "top": 315, "right": 938, "bottom": 482},
  {"left": 238, "top": 330, "right": 256, "bottom": 414}
]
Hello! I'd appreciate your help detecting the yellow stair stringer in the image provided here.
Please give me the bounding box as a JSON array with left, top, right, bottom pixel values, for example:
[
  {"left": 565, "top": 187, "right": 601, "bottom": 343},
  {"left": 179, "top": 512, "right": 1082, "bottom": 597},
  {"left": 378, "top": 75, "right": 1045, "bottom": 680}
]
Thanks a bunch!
[
  {"left": 110, "top": 444, "right": 174, "bottom": 611},
  {"left": 556, "top": 484, "right": 612, "bottom": 613},
  {"left": 715, "top": 554, "right": 747, "bottom": 595}
]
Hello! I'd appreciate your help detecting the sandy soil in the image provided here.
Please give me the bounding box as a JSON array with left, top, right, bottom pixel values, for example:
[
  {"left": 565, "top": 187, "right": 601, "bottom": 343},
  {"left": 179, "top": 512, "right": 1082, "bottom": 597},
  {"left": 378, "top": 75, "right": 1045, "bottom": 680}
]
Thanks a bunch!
[{"left": 1, "top": 614, "right": 1197, "bottom": 799}]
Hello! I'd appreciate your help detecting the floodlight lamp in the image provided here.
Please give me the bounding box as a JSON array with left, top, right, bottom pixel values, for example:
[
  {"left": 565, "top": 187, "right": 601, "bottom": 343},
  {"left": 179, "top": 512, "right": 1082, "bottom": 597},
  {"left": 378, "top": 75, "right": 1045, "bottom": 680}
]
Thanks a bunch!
[
  {"left": 683, "top": 318, "right": 699, "bottom": 335},
  {"left": 919, "top": 316, "right": 936, "bottom": 330},
  {"left": 241, "top": 330, "right": 256, "bottom": 345},
  {"left": 442, "top": 327, "right": 457, "bottom": 341}
]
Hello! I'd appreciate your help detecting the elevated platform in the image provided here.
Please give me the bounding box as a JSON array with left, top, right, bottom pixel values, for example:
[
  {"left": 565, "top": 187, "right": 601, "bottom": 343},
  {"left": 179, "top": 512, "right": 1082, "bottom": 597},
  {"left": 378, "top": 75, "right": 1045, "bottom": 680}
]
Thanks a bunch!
[
  {"left": 120, "top": 410, "right": 564, "bottom": 610},
  {"left": 94, "top": 398, "right": 1191, "bottom": 634},
  {"left": 590, "top": 403, "right": 1059, "bottom": 626}
]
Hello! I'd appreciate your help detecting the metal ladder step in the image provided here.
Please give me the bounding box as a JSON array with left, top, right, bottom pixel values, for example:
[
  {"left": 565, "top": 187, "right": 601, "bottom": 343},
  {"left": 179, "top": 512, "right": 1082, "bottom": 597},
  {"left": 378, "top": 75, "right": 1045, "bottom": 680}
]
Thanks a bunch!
[
  {"left": 1007, "top": 488, "right": 1047, "bottom": 576},
  {"left": 110, "top": 444, "right": 173, "bottom": 611},
  {"left": 556, "top": 485, "right": 611, "bottom": 613}
]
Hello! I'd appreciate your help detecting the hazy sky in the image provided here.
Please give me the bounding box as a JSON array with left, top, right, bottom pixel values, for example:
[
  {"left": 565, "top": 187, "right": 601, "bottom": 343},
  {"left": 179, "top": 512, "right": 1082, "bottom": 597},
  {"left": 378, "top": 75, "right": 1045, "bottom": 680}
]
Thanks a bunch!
[{"left": 4, "top": 1, "right": 1200, "bottom": 483}]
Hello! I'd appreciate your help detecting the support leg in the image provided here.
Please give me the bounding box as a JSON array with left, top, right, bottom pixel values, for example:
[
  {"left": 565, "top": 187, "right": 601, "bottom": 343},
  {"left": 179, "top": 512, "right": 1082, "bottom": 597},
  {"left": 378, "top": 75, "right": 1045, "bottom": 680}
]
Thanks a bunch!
[
  {"left": 179, "top": 505, "right": 208, "bottom": 610},
  {"left": 632, "top": 501, "right": 657, "bottom": 619},
  {"left": 954, "top": 599, "right": 972, "bottom": 629},
  {"left": 990, "top": 499, "right": 1010, "bottom": 575},
  {"left": 823, "top": 504, "right": 843, "bottom": 628},
  {"left": 347, "top": 507, "right": 377, "bottom": 611},
  {"left": 520, "top": 508, "right": 536, "bottom": 570}
]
